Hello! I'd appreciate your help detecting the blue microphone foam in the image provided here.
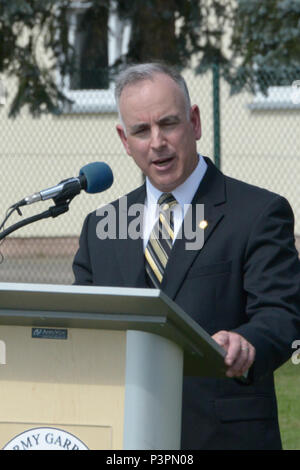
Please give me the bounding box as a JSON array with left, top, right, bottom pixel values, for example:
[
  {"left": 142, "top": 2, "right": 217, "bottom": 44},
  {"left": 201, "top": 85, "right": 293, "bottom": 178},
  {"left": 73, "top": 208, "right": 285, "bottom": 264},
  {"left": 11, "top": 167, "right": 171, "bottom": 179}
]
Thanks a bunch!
[{"left": 80, "top": 162, "right": 113, "bottom": 194}]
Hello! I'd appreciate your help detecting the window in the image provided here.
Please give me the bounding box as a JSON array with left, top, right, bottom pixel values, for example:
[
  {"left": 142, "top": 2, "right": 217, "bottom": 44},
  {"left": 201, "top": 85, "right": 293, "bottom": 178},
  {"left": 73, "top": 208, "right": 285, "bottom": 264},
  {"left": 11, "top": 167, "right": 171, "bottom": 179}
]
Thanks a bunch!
[
  {"left": 249, "top": 82, "right": 300, "bottom": 110},
  {"left": 60, "top": 1, "right": 131, "bottom": 113}
]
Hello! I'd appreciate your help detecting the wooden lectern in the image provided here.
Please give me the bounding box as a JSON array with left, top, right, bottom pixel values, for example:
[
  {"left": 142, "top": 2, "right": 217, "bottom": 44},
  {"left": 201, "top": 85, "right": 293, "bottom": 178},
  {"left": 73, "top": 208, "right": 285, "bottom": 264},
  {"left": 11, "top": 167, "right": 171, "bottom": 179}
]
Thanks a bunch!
[{"left": 0, "top": 283, "right": 226, "bottom": 450}]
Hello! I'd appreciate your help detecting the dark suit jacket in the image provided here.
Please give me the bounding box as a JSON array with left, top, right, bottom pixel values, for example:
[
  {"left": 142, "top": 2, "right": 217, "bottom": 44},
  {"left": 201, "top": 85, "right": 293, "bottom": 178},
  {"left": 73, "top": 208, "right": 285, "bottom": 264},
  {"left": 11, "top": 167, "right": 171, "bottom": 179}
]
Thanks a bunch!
[{"left": 73, "top": 157, "right": 300, "bottom": 449}]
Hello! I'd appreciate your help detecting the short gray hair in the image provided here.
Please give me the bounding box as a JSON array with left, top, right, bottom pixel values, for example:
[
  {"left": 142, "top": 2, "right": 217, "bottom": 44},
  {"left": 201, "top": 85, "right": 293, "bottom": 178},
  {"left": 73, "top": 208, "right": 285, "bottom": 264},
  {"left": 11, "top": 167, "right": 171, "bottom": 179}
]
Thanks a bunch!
[{"left": 114, "top": 62, "right": 192, "bottom": 123}]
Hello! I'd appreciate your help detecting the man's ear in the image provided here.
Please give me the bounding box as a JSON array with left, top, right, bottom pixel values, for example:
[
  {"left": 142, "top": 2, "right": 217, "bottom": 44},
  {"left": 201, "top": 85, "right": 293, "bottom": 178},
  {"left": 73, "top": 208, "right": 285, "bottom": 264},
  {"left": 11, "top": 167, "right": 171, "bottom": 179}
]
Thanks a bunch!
[
  {"left": 190, "top": 105, "right": 202, "bottom": 141},
  {"left": 116, "top": 124, "right": 132, "bottom": 156}
]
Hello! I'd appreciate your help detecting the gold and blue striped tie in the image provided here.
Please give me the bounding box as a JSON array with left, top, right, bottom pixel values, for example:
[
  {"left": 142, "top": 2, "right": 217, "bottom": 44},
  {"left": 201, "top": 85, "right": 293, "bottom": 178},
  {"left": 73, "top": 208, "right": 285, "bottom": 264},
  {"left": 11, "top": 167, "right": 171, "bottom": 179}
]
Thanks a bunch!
[{"left": 145, "top": 193, "right": 177, "bottom": 288}]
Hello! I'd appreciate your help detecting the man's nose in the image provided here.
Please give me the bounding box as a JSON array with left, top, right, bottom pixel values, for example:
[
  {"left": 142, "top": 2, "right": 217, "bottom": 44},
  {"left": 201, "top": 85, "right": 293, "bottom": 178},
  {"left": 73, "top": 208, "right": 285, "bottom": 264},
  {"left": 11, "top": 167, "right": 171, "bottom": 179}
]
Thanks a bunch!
[{"left": 150, "top": 127, "right": 166, "bottom": 150}]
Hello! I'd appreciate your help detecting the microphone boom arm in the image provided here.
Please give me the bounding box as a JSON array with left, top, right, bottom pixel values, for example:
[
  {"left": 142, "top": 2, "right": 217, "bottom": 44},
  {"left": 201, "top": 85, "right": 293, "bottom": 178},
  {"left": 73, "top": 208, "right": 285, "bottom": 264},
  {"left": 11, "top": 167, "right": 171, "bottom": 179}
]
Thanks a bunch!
[{"left": 0, "top": 196, "right": 74, "bottom": 241}]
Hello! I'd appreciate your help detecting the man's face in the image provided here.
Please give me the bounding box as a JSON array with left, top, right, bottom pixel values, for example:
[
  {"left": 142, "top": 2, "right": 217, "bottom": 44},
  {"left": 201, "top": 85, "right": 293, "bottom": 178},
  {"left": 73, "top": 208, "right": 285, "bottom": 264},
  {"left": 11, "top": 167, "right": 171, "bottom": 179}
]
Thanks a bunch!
[{"left": 116, "top": 73, "right": 201, "bottom": 192}]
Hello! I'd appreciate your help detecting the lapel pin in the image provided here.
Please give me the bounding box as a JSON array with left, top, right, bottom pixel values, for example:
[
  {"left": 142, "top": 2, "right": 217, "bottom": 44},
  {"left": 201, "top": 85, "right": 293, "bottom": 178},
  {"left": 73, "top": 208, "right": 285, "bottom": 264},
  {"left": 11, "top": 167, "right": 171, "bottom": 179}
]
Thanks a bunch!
[{"left": 199, "top": 220, "right": 208, "bottom": 230}]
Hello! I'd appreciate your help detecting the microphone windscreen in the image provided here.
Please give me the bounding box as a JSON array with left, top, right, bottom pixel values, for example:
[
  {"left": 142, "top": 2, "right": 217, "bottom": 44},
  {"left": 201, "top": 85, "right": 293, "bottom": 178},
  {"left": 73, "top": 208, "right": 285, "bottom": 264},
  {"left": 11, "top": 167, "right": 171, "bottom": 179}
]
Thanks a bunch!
[{"left": 80, "top": 162, "right": 114, "bottom": 194}]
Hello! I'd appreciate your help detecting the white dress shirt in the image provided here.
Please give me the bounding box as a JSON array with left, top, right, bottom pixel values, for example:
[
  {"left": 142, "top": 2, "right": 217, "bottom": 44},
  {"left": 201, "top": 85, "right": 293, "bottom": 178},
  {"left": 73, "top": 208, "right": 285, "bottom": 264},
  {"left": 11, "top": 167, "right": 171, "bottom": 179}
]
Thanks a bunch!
[{"left": 143, "top": 154, "right": 207, "bottom": 250}]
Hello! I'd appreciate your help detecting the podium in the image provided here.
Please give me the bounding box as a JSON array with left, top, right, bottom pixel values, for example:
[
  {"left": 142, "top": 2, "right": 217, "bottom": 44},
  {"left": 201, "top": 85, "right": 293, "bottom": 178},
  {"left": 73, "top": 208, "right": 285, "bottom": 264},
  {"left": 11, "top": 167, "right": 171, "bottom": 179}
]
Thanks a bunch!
[{"left": 0, "top": 282, "right": 226, "bottom": 450}]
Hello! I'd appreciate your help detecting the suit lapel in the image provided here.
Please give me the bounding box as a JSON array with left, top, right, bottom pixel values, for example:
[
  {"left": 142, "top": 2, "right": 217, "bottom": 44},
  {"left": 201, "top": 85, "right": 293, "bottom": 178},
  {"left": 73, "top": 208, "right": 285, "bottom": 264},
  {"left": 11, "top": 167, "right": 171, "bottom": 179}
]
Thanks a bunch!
[{"left": 162, "top": 158, "right": 226, "bottom": 299}]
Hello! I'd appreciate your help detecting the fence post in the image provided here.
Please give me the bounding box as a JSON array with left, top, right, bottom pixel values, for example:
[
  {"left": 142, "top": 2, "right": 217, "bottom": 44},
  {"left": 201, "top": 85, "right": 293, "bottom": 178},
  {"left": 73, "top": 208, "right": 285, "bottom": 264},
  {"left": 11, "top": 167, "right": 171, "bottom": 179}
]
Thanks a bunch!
[{"left": 212, "top": 63, "right": 221, "bottom": 170}]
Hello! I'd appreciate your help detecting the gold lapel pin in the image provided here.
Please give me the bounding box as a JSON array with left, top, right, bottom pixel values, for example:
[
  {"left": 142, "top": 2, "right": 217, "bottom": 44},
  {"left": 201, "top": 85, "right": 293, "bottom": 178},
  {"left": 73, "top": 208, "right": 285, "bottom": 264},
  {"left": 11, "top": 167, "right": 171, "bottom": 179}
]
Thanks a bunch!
[{"left": 199, "top": 220, "right": 208, "bottom": 230}]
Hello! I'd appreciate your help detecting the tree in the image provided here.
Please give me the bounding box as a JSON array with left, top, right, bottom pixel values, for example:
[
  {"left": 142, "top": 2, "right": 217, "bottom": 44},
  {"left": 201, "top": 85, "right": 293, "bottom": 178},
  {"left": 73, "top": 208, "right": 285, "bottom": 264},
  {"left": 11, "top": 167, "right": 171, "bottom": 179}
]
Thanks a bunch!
[
  {"left": 0, "top": 0, "right": 299, "bottom": 117},
  {"left": 227, "top": 0, "right": 300, "bottom": 95},
  {"left": 0, "top": 0, "right": 73, "bottom": 116}
]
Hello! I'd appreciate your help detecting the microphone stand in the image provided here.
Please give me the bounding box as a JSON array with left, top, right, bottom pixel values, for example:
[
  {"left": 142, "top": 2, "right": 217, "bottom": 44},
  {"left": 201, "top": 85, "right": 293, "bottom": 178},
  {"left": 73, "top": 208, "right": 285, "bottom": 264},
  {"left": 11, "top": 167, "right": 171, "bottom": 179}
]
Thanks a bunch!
[
  {"left": 0, "top": 182, "right": 79, "bottom": 242},
  {"left": 0, "top": 203, "right": 69, "bottom": 241}
]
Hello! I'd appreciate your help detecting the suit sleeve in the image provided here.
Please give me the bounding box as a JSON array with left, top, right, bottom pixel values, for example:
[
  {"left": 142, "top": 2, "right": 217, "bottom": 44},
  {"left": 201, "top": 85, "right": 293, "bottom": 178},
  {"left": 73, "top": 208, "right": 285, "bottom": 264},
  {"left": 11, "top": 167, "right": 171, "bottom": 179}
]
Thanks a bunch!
[
  {"left": 72, "top": 213, "right": 93, "bottom": 285},
  {"left": 233, "top": 195, "right": 300, "bottom": 380}
]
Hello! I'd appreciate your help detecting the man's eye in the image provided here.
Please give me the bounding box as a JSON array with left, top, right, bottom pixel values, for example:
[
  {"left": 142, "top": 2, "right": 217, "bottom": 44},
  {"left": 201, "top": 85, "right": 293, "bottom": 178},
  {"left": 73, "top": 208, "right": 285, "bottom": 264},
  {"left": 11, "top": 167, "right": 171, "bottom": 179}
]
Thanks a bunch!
[
  {"left": 162, "top": 121, "right": 178, "bottom": 128},
  {"left": 134, "top": 128, "right": 148, "bottom": 135}
]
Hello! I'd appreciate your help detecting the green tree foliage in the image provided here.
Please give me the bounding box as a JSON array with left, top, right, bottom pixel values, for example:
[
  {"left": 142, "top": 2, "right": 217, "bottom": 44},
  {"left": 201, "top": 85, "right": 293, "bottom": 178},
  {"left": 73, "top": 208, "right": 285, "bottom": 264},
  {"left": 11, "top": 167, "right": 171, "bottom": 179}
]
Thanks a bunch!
[
  {"left": 0, "top": 0, "right": 299, "bottom": 117},
  {"left": 0, "top": 0, "right": 74, "bottom": 116},
  {"left": 227, "top": 0, "right": 300, "bottom": 95}
]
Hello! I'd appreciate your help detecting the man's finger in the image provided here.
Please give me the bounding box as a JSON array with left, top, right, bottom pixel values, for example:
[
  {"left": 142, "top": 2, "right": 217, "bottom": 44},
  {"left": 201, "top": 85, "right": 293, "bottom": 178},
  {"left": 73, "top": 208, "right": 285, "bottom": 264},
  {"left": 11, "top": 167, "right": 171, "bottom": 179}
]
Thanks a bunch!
[
  {"left": 224, "top": 333, "right": 242, "bottom": 366},
  {"left": 226, "top": 343, "right": 256, "bottom": 377},
  {"left": 212, "top": 330, "right": 256, "bottom": 378},
  {"left": 212, "top": 330, "right": 230, "bottom": 349}
]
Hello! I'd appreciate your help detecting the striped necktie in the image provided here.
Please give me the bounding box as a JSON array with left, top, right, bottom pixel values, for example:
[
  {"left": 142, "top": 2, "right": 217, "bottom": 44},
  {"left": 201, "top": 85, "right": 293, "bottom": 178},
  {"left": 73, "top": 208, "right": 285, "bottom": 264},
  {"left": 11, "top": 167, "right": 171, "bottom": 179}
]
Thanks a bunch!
[{"left": 145, "top": 193, "right": 177, "bottom": 288}]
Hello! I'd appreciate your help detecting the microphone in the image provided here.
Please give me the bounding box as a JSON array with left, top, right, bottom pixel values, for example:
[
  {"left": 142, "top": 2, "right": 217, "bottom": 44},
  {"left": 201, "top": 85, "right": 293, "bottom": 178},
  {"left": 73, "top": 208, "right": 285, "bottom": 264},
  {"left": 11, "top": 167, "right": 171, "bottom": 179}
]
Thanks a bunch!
[{"left": 18, "top": 162, "right": 113, "bottom": 206}]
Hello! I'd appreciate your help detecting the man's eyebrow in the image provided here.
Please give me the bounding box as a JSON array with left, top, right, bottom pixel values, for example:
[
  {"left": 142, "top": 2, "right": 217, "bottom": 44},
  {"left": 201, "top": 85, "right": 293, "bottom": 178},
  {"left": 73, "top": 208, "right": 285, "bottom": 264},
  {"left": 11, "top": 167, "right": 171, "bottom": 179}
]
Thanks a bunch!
[
  {"left": 129, "top": 115, "right": 181, "bottom": 134},
  {"left": 129, "top": 123, "right": 149, "bottom": 134},
  {"left": 157, "top": 114, "right": 181, "bottom": 124}
]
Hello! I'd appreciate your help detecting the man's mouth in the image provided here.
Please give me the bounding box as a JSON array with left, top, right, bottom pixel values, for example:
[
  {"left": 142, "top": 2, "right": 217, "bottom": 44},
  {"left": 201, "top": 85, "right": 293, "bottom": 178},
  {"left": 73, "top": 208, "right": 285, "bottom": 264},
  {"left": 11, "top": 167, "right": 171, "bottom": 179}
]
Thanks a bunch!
[{"left": 152, "top": 156, "right": 174, "bottom": 166}]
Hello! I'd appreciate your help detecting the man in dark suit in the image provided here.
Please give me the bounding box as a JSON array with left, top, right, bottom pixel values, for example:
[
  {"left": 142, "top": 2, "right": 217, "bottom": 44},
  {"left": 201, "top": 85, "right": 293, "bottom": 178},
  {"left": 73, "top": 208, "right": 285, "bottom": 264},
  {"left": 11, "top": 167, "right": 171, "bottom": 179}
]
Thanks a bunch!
[{"left": 73, "top": 63, "right": 300, "bottom": 449}]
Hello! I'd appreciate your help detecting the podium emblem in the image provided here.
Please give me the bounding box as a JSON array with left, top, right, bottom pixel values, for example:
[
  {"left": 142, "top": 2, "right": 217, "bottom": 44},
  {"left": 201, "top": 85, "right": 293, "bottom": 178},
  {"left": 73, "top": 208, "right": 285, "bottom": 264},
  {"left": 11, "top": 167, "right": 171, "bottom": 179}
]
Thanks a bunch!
[{"left": 3, "top": 427, "right": 89, "bottom": 450}]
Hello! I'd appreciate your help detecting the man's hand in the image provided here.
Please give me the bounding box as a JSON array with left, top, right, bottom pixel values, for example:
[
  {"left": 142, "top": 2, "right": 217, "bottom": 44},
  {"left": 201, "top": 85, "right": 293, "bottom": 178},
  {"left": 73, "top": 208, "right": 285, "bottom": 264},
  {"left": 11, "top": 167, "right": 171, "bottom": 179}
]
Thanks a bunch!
[{"left": 212, "top": 330, "right": 256, "bottom": 378}]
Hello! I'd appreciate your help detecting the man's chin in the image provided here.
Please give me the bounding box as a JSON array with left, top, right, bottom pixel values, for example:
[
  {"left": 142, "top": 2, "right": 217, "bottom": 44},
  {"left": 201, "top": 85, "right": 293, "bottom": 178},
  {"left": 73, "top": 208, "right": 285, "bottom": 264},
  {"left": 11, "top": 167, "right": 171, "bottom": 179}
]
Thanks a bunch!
[{"left": 148, "top": 175, "right": 180, "bottom": 193}]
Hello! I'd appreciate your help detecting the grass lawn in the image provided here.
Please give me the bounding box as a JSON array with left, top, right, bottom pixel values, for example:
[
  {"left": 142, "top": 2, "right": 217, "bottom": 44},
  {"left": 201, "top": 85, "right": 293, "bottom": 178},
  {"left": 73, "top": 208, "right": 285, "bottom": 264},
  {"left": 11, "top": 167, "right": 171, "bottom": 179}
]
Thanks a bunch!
[{"left": 275, "top": 359, "right": 300, "bottom": 450}]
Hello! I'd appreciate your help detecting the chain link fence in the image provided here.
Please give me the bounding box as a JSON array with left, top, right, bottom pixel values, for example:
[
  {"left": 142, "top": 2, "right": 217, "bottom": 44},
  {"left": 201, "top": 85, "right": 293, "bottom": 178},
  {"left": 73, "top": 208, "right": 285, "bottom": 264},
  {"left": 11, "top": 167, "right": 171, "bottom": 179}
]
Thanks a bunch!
[
  {"left": 219, "top": 69, "right": 300, "bottom": 239},
  {"left": 0, "top": 67, "right": 299, "bottom": 285}
]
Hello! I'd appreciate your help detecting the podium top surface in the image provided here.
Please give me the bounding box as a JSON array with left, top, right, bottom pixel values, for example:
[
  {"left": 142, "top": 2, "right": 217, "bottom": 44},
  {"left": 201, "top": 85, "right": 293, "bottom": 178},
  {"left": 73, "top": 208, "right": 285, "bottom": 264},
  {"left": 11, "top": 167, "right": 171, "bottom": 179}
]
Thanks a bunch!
[{"left": 0, "top": 282, "right": 226, "bottom": 377}]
